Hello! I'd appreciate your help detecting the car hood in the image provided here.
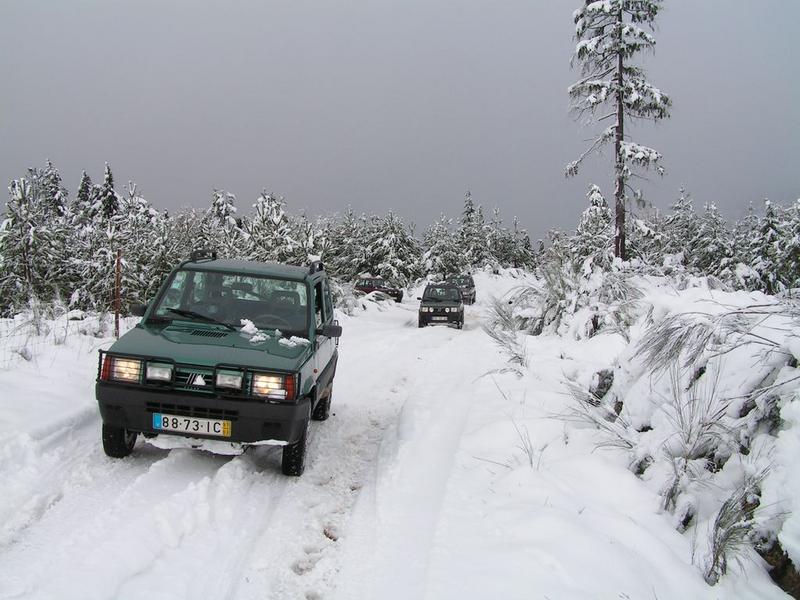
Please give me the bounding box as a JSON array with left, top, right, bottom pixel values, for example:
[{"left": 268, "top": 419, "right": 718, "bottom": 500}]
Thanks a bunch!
[{"left": 109, "top": 323, "right": 312, "bottom": 372}]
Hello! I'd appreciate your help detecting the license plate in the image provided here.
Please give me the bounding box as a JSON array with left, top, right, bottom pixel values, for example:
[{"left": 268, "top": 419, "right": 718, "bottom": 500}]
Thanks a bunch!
[
  {"left": 432, "top": 316, "right": 448, "bottom": 321},
  {"left": 152, "top": 413, "right": 231, "bottom": 437}
]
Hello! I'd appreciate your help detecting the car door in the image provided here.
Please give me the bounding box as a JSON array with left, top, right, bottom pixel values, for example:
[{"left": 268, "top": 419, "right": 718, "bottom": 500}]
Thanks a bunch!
[{"left": 312, "top": 279, "right": 336, "bottom": 391}]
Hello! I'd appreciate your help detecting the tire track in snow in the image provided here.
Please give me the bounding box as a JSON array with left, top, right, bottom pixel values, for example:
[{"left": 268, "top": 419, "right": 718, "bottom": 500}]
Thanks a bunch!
[
  {"left": 0, "top": 448, "right": 226, "bottom": 600},
  {"left": 0, "top": 409, "right": 111, "bottom": 548},
  {"left": 334, "top": 311, "right": 507, "bottom": 600},
  {"left": 235, "top": 310, "right": 425, "bottom": 600}
]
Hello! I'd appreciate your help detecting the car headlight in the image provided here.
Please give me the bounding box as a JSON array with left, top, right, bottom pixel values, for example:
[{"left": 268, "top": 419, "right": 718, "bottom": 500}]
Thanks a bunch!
[
  {"left": 216, "top": 370, "right": 243, "bottom": 390},
  {"left": 252, "top": 372, "right": 296, "bottom": 401},
  {"left": 146, "top": 362, "right": 173, "bottom": 382},
  {"left": 102, "top": 356, "right": 143, "bottom": 383}
]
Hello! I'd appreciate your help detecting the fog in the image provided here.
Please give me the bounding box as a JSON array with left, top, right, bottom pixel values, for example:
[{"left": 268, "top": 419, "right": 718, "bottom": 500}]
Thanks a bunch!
[{"left": 2, "top": 0, "right": 798, "bottom": 239}]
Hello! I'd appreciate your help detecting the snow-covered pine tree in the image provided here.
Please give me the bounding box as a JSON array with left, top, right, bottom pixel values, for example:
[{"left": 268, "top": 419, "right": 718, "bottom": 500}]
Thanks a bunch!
[
  {"left": 750, "top": 200, "right": 785, "bottom": 294},
  {"left": 365, "top": 212, "right": 422, "bottom": 286},
  {"left": 689, "top": 203, "right": 732, "bottom": 278},
  {"left": 247, "top": 191, "right": 297, "bottom": 263},
  {"left": 661, "top": 189, "right": 699, "bottom": 263},
  {"left": 423, "top": 215, "right": 464, "bottom": 278},
  {"left": 0, "top": 177, "right": 67, "bottom": 313},
  {"left": 571, "top": 184, "right": 613, "bottom": 272},
  {"left": 120, "top": 182, "right": 163, "bottom": 308},
  {"left": 200, "top": 189, "right": 246, "bottom": 258},
  {"left": 510, "top": 217, "right": 537, "bottom": 269},
  {"left": 780, "top": 199, "right": 800, "bottom": 289},
  {"left": 29, "top": 160, "right": 68, "bottom": 218},
  {"left": 566, "top": 0, "right": 671, "bottom": 260},
  {"left": 458, "top": 191, "right": 488, "bottom": 268},
  {"left": 285, "top": 212, "right": 324, "bottom": 267},
  {"left": 95, "top": 163, "right": 120, "bottom": 221},
  {"left": 325, "top": 208, "right": 370, "bottom": 280}
]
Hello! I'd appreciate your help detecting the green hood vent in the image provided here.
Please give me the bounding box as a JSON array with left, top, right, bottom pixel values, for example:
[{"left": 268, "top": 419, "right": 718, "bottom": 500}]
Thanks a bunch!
[{"left": 190, "top": 330, "right": 229, "bottom": 338}]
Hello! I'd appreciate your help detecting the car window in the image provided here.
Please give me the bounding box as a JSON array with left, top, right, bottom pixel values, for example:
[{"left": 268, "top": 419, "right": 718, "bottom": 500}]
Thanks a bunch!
[
  {"left": 323, "top": 280, "right": 333, "bottom": 322},
  {"left": 314, "top": 282, "right": 324, "bottom": 328},
  {"left": 153, "top": 269, "right": 309, "bottom": 334},
  {"left": 424, "top": 286, "right": 461, "bottom": 301}
]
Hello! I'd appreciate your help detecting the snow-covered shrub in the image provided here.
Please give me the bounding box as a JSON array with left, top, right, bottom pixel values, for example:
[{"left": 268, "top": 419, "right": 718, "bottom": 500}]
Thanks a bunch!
[
  {"left": 543, "top": 277, "right": 800, "bottom": 589},
  {"left": 330, "top": 280, "right": 360, "bottom": 316},
  {"left": 483, "top": 298, "right": 528, "bottom": 370},
  {"left": 703, "top": 467, "right": 768, "bottom": 585}
]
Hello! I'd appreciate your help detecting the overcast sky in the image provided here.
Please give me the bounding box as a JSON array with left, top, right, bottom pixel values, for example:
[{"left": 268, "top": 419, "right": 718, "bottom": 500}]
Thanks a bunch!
[{"left": 2, "top": 0, "right": 798, "bottom": 240}]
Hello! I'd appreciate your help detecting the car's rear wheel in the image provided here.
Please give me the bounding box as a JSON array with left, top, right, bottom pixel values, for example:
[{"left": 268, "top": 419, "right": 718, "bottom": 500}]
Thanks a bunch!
[
  {"left": 312, "top": 385, "right": 332, "bottom": 421},
  {"left": 102, "top": 424, "right": 137, "bottom": 458},
  {"left": 282, "top": 414, "right": 310, "bottom": 476}
]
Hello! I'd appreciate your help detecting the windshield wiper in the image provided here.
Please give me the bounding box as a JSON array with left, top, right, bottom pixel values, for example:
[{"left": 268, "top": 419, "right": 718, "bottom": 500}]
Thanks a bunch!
[{"left": 166, "top": 308, "right": 236, "bottom": 331}]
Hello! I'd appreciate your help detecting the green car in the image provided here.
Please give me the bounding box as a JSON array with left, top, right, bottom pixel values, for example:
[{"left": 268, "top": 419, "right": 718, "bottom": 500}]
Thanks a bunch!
[
  {"left": 418, "top": 283, "right": 464, "bottom": 329},
  {"left": 95, "top": 251, "right": 341, "bottom": 476}
]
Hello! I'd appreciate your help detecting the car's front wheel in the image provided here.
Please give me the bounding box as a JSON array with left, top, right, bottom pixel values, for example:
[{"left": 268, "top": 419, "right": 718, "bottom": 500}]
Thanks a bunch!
[
  {"left": 312, "top": 385, "right": 332, "bottom": 421},
  {"left": 282, "top": 414, "right": 310, "bottom": 476},
  {"left": 102, "top": 424, "right": 137, "bottom": 458}
]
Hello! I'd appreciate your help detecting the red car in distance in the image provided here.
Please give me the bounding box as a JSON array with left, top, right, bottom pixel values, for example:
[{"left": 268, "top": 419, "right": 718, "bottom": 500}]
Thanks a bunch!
[{"left": 354, "top": 277, "right": 404, "bottom": 302}]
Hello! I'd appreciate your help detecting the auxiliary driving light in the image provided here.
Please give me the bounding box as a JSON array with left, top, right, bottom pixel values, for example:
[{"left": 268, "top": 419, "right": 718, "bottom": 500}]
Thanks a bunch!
[
  {"left": 146, "top": 363, "right": 173, "bottom": 382},
  {"left": 216, "top": 370, "right": 243, "bottom": 390}
]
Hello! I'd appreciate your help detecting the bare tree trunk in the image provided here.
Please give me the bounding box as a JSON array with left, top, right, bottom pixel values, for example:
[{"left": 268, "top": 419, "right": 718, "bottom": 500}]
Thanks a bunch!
[{"left": 614, "top": 5, "right": 626, "bottom": 261}]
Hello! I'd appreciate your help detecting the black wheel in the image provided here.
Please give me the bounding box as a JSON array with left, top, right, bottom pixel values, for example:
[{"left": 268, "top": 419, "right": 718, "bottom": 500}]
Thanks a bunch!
[
  {"left": 418, "top": 320, "right": 426, "bottom": 328},
  {"left": 457, "top": 319, "right": 464, "bottom": 330},
  {"left": 282, "top": 415, "right": 310, "bottom": 476},
  {"left": 102, "top": 424, "right": 137, "bottom": 458},
  {"left": 312, "top": 385, "right": 332, "bottom": 421}
]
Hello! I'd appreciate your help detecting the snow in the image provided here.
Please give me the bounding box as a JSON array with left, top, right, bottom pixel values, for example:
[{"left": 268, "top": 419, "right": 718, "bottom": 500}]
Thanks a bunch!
[
  {"left": 278, "top": 336, "right": 311, "bottom": 348},
  {"left": 0, "top": 271, "right": 791, "bottom": 599}
]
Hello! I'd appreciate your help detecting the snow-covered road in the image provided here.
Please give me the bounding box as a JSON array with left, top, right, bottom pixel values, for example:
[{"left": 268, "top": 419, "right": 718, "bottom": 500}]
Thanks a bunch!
[{"left": 0, "top": 283, "right": 787, "bottom": 599}]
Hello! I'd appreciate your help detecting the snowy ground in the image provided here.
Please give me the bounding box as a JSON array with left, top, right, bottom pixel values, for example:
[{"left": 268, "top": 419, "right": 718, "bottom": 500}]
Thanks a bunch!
[{"left": 0, "top": 274, "right": 789, "bottom": 599}]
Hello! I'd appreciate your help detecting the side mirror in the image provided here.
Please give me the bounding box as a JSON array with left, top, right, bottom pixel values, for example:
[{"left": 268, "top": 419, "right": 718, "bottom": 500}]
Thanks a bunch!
[
  {"left": 416, "top": 296, "right": 421, "bottom": 300},
  {"left": 318, "top": 323, "right": 342, "bottom": 338},
  {"left": 131, "top": 303, "right": 148, "bottom": 317}
]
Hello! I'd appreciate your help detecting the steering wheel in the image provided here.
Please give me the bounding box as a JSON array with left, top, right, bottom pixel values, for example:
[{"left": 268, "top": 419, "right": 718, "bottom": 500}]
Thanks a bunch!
[{"left": 251, "top": 313, "right": 293, "bottom": 329}]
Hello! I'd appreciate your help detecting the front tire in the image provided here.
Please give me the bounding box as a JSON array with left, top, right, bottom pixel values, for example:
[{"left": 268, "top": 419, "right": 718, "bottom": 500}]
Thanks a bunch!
[
  {"left": 282, "top": 415, "right": 310, "bottom": 476},
  {"left": 312, "top": 385, "right": 332, "bottom": 421},
  {"left": 418, "top": 319, "right": 426, "bottom": 328},
  {"left": 102, "top": 424, "right": 137, "bottom": 458}
]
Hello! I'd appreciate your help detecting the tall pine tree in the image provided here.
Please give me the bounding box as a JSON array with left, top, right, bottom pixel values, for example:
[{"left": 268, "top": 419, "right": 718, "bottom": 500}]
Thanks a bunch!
[{"left": 567, "top": 0, "right": 671, "bottom": 260}]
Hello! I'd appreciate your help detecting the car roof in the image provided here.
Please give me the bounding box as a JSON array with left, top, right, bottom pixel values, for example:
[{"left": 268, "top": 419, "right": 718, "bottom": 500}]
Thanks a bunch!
[{"left": 181, "top": 259, "right": 318, "bottom": 282}]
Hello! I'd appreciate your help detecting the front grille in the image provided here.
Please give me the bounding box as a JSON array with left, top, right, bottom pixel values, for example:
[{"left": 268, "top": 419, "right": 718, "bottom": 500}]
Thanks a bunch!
[
  {"left": 175, "top": 367, "right": 215, "bottom": 392},
  {"left": 146, "top": 401, "right": 239, "bottom": 421}
]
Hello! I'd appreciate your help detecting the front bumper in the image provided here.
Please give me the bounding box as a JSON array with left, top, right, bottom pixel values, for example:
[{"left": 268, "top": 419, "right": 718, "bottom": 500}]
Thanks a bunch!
[
  {"left": 96, "top": 382, "right": 310, "bottom": 444},
  {"left": 419, "top": 311, "right": 462, "bottom": 325}
]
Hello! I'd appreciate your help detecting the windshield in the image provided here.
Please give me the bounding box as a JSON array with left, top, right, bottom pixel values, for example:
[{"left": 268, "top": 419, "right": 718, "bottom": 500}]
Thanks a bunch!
[
  {"left": 423, "top": 286, "right": 462, "bottom": 302},
  {"left": 152, "top": 269, "right": 309, "bottom": 335}
]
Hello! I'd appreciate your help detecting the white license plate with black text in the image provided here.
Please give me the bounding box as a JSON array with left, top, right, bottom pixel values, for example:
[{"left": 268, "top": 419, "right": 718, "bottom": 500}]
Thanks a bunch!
[
  {"left": 152, "top": 413, "right": 231, "bottom": 437},
  {"left": 432, "top": 316, "right": 448, "bottom": 321}
]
